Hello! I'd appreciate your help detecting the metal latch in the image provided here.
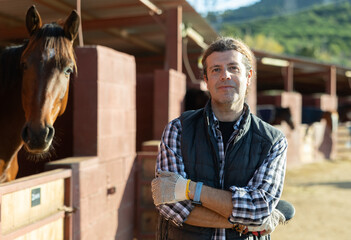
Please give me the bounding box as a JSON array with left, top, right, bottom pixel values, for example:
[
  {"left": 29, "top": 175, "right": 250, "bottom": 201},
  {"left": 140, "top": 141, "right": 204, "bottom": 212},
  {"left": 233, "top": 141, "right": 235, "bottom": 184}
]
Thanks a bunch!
[{"left": 58, "top": 205, "right": 75, "bottom": 214}]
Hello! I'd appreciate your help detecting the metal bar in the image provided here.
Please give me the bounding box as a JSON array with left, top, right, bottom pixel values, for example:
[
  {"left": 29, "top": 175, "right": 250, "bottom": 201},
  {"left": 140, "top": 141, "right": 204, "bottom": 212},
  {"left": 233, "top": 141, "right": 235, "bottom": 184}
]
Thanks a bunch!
[{"left": 76, "top": 0, "right": 84, "bottom": 46}]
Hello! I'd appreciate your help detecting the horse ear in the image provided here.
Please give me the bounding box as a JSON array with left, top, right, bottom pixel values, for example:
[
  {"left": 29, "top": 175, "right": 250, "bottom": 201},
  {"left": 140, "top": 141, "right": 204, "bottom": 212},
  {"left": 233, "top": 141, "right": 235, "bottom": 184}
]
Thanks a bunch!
[
  {"left": 64, "top": 10, "right": 80, "bottom": 41},
  {"left": 26, "top": 5, "right": 42, "bottom": 36}
]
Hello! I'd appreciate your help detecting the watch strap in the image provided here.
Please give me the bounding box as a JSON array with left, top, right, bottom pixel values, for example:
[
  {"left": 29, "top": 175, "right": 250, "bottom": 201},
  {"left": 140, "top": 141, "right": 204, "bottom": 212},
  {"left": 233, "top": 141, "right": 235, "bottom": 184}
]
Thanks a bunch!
[{"left": 193, "top": 182, "right": 203, "bottom": 205}]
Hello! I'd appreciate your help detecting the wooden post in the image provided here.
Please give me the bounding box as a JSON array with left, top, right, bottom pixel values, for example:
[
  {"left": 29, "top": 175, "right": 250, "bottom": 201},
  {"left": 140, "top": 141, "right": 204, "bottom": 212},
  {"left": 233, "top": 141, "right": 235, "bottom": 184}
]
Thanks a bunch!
[
  {"left": 326, "top": 66, "right": 336, "bottom": 96},
  {"left": 64, "top": 176, "right": 73, "bottom": 240},
  {"left": 284, "top": 62, "right": 294, "bottom": 92},
  {"left": 165, "top": 6, "right": 182, "bottom": 72},
  {"left": 76, "top": 0, "right": 84, "bottom": 46}
]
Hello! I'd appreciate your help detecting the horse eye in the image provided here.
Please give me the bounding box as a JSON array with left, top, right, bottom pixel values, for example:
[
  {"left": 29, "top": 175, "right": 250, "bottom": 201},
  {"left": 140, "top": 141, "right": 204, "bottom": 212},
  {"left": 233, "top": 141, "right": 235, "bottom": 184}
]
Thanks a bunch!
[{"left": 64, "top": 67, "right": 73, "bottom": 76}]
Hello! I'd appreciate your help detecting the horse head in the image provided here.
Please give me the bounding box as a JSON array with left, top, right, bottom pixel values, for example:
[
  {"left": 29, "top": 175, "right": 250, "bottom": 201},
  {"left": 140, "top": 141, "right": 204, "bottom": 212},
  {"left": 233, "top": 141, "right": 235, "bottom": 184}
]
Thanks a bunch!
[
  {"left": 20, "top": 6, "right": 79, "bottom": 154},
  {"left": 275, "top": 107, "right": 295, "bottom": 130}
]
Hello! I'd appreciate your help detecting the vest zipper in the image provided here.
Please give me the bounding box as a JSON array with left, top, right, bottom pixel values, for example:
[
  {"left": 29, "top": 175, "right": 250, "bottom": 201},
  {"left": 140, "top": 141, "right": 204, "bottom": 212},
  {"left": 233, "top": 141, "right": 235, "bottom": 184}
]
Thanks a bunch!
[
  {"left": 223, "top": 129, "right": 244, "bottom": 187},
  {"left": 206, "top": 115, "right": 221, "bottom": 188}
]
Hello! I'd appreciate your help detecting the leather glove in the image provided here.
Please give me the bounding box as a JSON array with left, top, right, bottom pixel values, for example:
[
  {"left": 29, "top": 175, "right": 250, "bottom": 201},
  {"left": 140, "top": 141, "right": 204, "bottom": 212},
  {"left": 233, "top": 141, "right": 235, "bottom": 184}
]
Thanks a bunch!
[{"left": 151, "top": 171, "right": 189, "bottom": 206}]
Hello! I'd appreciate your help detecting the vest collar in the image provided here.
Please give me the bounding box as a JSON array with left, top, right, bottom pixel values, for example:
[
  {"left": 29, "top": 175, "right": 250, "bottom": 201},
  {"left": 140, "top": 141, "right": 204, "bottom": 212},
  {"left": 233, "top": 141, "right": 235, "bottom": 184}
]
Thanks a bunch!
[{"left": 203, "top": 101, "right": 251, "bottom": 136}]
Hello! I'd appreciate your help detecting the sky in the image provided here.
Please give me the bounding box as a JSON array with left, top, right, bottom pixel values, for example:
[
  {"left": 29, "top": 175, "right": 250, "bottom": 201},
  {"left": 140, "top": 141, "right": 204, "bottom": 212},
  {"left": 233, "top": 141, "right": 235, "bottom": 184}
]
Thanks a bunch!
[{"left": 187, "top": 0, "right": 261, "bottom": 14}]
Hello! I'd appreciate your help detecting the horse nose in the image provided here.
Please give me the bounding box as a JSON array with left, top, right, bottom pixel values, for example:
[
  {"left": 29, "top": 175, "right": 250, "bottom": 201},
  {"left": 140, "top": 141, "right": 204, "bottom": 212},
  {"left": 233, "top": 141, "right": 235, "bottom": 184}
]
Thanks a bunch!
[{"left": 21, "top": 123, "right": 55, "bottom": 152}]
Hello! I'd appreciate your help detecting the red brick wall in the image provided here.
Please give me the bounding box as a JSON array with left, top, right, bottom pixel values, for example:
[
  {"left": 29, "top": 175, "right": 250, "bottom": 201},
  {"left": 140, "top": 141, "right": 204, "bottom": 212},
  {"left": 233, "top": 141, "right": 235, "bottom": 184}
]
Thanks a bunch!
[
  {"left": 136, "top": 73, "right": 154, "bottom": 151},
  {"left": 153, "top": 69, "right": 186, "bottom": 140},
  {"left": 67, "top": 46, "right": 136, "bottom": 240}
]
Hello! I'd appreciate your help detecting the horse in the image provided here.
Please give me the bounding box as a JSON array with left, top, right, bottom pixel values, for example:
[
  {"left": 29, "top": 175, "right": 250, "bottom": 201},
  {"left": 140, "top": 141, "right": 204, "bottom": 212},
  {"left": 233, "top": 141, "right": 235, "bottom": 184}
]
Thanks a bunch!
[
  {"left": 338, "top": 103, "right": 351, "bottom": 123},
  {"left": 0, "top": 6, "right": 79, "bottom": 182},
  {"left": 302, "top": 107, "right": 338, "bottom": 133},
  {"left": 256, "top": 105, "right": 295, "bottom": 130}
]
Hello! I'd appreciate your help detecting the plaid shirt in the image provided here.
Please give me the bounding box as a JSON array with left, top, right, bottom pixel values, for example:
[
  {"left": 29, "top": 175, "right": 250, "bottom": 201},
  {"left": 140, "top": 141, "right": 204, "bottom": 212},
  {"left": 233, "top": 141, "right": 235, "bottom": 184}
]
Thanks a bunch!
[{"left": 155, "top": 105, "right": 287, "bottom": 240}]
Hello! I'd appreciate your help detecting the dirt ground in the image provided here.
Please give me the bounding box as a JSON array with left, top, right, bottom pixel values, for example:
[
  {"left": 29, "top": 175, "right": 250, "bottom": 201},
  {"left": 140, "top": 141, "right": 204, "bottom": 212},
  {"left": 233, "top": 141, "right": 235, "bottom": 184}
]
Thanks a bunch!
[{"left": 271, "top": 158, "right": 351, "bottom": 240}]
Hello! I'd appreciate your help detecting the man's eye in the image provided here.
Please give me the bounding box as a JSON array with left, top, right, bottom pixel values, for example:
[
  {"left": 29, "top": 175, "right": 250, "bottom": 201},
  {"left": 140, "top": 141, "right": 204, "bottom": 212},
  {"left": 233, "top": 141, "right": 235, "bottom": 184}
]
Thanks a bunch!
[
  {"left": 229, "top": 66, "right": 239, "bottom": 72},
  {"left": 211, "top": 68, "right": 220, "bottom": 73}
]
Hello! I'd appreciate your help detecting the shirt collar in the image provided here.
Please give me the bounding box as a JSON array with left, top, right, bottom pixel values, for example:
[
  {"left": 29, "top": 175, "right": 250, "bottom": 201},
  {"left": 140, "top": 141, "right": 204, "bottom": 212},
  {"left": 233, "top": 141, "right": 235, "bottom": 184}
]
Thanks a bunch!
[{"left": 210, "top": 103, "right": 249, "bottom": 130}]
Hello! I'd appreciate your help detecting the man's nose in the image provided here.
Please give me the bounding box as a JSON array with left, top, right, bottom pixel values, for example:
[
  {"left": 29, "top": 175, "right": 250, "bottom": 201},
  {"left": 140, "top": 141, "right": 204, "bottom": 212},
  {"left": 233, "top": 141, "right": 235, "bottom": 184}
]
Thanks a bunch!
[{"left": 220, "top": 69, "right": 231, "bottom": 80}]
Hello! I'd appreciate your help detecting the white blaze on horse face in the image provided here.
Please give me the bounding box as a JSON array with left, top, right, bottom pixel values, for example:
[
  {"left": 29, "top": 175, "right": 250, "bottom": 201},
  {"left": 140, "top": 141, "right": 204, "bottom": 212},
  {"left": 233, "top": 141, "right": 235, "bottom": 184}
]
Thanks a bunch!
[{"left": 42, "top": 48, "right": 55, "bottom": 61}]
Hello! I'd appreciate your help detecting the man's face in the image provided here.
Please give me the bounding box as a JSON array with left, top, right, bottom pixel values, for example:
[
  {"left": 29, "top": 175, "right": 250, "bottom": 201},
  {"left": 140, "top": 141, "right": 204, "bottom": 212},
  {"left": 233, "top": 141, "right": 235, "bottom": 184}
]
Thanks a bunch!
[{"left": 204, "top": 50, "right": 252, "bottom": 106}]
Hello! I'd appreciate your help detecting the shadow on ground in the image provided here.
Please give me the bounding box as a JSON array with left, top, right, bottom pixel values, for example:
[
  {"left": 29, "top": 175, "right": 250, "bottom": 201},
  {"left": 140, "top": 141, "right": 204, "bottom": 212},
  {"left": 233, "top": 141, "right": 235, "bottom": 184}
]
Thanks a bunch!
[{"left": 298, "top": 181, "right": 351, "bottom": 189}]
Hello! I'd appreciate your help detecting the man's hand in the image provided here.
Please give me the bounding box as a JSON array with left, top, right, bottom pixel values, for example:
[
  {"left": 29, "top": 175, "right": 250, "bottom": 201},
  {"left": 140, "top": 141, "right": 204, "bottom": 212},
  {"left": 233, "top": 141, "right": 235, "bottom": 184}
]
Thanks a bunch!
[
  {"left": 151, "top": 171, "right": 189, "bottom": 206},
  {"left": 233, "top": 207, "right": 286, "bottom": 236},
  {"left": 249, "top": 208, "right": 285, "bottom": 234}
]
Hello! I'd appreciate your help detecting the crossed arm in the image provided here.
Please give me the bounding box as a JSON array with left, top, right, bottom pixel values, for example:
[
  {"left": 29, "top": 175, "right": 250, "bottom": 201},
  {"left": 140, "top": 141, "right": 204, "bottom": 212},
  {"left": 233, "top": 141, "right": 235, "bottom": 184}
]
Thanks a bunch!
[
  {"left": 185, "top": 182, "right": 233, "bottom": 228},
  {"left": 155, "top": 119, "right": 287, "bottom": 228}
]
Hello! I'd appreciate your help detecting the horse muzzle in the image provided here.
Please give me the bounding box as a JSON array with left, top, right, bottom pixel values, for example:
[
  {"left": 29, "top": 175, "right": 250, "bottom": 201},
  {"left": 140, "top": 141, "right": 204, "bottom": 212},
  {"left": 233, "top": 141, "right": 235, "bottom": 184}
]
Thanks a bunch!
[{"left": 21, "top": 123, "right": 55, "bottom": 154}]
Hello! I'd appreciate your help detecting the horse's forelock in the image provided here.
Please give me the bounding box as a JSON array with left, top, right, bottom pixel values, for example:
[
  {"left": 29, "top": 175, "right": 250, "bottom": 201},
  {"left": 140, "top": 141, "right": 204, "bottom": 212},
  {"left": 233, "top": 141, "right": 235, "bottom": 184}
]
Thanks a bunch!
[
  {"left": 45, "top": 37, "right": 77, "bottom": 72},
  {"left": 24, "top": 23, "right": 77, "bottom": 72}
]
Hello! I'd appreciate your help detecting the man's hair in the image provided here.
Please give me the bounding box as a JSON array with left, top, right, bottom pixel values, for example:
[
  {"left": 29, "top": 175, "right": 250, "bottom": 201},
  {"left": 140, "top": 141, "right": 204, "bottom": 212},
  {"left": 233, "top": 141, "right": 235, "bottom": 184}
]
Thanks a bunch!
[{"left": 201, "top": 37, "right": 256, "bottom": 80}]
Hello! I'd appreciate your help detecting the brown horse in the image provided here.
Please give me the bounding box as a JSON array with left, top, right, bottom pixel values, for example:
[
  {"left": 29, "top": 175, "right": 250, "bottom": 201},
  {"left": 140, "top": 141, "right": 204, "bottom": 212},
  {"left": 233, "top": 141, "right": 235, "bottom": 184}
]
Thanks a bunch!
[
  {"left": 257, "top": 105, "right": 295, "bottom": 130},
  {"left": 0, "top": 6, "right": 79, "bottom": 182}
]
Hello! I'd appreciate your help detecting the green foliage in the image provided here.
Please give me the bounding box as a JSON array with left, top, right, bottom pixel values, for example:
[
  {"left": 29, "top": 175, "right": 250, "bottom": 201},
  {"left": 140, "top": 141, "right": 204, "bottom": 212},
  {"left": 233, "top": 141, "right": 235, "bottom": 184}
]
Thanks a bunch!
[{"left": 210, "top": 0, "right": 351, "bottom": 67}]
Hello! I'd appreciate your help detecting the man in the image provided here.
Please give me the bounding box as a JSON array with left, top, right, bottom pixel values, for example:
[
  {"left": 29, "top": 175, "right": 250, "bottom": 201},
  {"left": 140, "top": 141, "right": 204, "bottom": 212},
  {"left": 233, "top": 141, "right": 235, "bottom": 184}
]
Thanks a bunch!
[{"left": 151, "top": 37, "right": 289, "bottom": 239}]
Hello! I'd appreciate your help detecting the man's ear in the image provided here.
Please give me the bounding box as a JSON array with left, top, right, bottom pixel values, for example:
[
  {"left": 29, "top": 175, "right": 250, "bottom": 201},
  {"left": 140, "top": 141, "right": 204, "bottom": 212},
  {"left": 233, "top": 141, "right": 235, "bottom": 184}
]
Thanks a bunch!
[
  {"left": 204, "top": 74, "right": 208, "bottom": 83},
  {"left": 247, "top": 69, "right": 253, "bottom": 86}
]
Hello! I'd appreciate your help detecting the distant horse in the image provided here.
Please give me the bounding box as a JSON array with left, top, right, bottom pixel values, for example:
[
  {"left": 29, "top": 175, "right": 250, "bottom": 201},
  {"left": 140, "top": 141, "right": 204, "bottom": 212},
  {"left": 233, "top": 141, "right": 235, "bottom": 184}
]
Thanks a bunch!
[
  {"left": 302, "top": 107, "right": 338, "bottom": 132},
  {"left": 338, "top": 104, "right": 351, "bottom": 123},
  {"left": 0, "top": 6, "right": 79, "bottom": 182},
  {"left": 257, "top": 105, "right": 295, "bottom": 130}
]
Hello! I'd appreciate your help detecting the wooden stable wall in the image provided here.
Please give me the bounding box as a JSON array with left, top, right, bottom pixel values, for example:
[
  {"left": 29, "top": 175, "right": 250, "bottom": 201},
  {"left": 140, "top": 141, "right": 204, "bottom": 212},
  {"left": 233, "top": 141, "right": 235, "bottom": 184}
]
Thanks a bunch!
[
  {"left": 0, "top": 169, "right": 72, "bottom": 240},
  {"left": 45, "top": 46, "right": 137, "bottom": 240}
]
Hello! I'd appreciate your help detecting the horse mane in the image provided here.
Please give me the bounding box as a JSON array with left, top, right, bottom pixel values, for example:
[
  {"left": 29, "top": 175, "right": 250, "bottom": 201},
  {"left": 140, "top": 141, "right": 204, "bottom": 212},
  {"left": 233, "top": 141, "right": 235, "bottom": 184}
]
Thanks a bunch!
[{"left": 0, "top": 43, "right": 27, "bottom": 91}]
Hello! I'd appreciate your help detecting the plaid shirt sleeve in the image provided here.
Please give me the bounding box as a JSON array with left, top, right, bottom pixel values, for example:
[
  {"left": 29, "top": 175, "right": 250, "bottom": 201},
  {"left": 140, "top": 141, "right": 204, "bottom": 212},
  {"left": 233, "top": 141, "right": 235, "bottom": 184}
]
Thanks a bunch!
[
  {"left": 155, "top": 118, "right": 194, "bottom": 227},
  {"left": 228, "top": 136, "right": 288, "bottom": 226}
]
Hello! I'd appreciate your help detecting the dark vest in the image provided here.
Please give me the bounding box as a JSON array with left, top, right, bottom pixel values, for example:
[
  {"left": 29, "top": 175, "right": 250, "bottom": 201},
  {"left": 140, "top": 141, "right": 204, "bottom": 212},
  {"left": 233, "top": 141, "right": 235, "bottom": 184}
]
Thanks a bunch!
[{"left": 158, "top": 104, "right": 282, "bottom": 240}]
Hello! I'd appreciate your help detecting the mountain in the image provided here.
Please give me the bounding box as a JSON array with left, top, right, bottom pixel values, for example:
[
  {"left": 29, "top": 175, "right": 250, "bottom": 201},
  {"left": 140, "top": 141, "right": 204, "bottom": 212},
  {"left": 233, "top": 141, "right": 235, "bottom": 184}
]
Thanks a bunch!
[
  {"left": 207, "top": 0, "right": 348, "bottom": 25},
  {"left": 206, "top": 0, "right": 351, "bottom": 67}
]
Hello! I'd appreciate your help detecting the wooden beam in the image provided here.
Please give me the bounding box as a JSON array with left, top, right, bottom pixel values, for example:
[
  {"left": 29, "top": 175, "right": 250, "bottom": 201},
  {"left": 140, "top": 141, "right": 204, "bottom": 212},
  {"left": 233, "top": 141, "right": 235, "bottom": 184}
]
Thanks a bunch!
[
  {"left": 139, "top": 0, "right": 163, "bottom": 15},
  {"left": 30, "top": 0, "right": 162, "bottom": 53},
  {"left": 34, "top": 0, "right": 75, "bottom": 15},
  {"left": 82, "top": 15, "right": 165, "bottom": 30}
]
